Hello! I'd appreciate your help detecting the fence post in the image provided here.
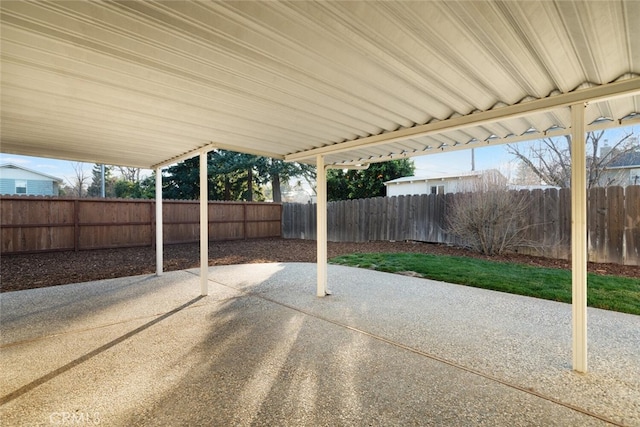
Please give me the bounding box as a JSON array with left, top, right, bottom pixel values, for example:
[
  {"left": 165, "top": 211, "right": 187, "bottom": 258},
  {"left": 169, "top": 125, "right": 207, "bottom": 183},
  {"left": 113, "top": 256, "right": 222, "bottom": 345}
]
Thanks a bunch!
[
  {"left": 243, "top": 203, "right": 247, "bottom": 240},
  {"left": 74, "top": 199, "right": 80, "bottom": 252},
  {"left": 150, "top": 200, "right": 155, "bottom": 248}
]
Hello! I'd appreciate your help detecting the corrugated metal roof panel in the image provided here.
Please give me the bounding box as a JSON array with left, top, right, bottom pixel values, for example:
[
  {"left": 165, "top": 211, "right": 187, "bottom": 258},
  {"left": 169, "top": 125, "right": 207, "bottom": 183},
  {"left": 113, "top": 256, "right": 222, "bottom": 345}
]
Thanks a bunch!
[{"left": 1, "top": 1, "right": 638, "bottom": 168}]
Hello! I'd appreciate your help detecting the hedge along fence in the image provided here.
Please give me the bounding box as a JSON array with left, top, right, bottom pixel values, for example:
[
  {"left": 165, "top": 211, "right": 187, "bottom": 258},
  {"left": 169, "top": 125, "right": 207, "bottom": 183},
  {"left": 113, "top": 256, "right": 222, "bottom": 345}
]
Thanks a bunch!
[
  {"left": 282, "top": 185, "right": 640, "bottom": 266},
  {"left": 0, "top": 196, "right": 282, "bottom": 254}
]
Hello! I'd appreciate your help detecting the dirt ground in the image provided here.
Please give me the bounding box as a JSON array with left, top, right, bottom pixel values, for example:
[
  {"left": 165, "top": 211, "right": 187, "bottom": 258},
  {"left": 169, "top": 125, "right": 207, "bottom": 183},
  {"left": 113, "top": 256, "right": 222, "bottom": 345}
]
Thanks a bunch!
[{"left": 1, "top": 238, "right": 638, "bottom": 293}]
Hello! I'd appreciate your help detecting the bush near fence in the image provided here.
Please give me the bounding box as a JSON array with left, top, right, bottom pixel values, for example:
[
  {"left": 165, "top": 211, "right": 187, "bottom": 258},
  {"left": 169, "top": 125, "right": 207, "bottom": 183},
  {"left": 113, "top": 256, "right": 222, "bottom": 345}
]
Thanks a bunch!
[
  {"left": 282, "top": 185, "right": 640, "bottom": 266},
  {"left": 0, "top": 196, "right": 282, "bottom": 254}
]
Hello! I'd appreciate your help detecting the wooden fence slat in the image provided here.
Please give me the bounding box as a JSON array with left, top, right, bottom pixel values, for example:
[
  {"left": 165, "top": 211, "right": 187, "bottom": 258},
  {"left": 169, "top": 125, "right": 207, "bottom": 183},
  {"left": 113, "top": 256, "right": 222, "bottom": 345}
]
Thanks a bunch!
[
  {"left": 367, "top": 198, "right": 376, "bottom": 241},
  {"left": 515, "top": 190, "right": 532, "bottom": 255},
  {"left": 436, "top": 193, "right": 446, "bottom": 243},
  {"left": 74, "top": 199, "right": 80, "bottom": 252},
  {"left": 606, "top": 186, "right": 625, "bottom": 264},
  {"left": 543, "top": 188, "right": 559, "bottom": 258},
  {"left": 360, "top": 199, "right": 368, "bottom": 242},
  {"left": 588, "top": 187, "right": 606, "bottom": 262},
  {"left": 352, "top": 199, "right": 358, "bottom": 242},
  {"left": 558, "top": 188, "right": 571, "bottom": 260},
  {"left": 427, "top": 193, "right": 435, "bottom": 243},
  {"left": 624, "top": 186, "right": 640, "bottom": 265},
  {"left": 401, "top": 195, "right": 410, "bottom": 240},
  {"left": 377, "top": 197, "right": 385, "bottom": 241}
]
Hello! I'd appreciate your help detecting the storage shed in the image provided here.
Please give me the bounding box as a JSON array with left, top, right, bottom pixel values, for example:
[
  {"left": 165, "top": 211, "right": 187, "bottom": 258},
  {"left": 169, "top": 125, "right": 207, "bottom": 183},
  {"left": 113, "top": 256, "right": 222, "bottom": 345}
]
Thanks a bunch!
[{"left": 385, "top": 170, "right": 507, "bottom": 196}]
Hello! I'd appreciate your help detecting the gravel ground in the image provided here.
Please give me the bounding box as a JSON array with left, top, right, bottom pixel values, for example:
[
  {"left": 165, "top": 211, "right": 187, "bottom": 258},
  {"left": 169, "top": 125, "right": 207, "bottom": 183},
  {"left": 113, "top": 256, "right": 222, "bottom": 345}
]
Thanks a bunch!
[{"left": 1, "top": 238, "right": 638, "bottom": 293}]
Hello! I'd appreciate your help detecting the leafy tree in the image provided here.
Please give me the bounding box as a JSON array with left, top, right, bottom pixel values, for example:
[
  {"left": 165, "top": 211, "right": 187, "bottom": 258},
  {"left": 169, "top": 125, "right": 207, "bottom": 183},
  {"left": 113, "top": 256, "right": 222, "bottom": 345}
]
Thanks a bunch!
[
  {"left": 327, "top": 168, "right": 350, "bottom": 201},
  {"left": 87, "top": 164, "right": 156, "bottom": 199},
  {"left": 257, "top": 158, "right": 316, "bottom": 203},
  {"left": 327, "top": 159, "right": 415, "bottom": 201},
  {"left": 210, "top": 151, "right": 263, "bottom": 201},
  {"left": 162, "top": 150, "right": 315, "bottom": 202},
  {"left": 162, "top": 151, "right": 261, "bottom": 201},
  {"left": 113, "top": 175, "right": 155, "bottom": 199},
  {"left": 507, "top": 130, "right": 637, "bottom": 188},
  {"left": 58, "top": 185, "right": 70, "bottom": 196},
  {"left": 163, "top": 156, "right": 204, "bottom": 200},
  {"left": 87, "top": 164, "right": 116, "bottom": 197}
]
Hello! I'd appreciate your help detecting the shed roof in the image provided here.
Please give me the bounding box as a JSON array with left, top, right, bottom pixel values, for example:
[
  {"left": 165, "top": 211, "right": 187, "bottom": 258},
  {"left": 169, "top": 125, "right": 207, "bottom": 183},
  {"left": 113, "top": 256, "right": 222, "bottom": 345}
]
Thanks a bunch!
[
  {"left": 608, "top": 151, "right": 640, "bottom": 168},
  {"left": 1, "top": 1, "right": 639, "bottom": 168},
  {"left": 385, "top": 170, "right": 497, "bottom": 185}
]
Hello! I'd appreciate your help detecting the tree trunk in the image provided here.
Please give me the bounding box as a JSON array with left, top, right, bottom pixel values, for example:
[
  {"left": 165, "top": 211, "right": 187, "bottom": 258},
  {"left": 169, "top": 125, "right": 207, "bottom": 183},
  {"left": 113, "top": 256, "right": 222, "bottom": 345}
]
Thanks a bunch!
[
  {"left": 247, "top": 168, "right": 253, "bottom": 202},
  {"left": 272, "top": 173, "right": 282, "bottom": 203}
]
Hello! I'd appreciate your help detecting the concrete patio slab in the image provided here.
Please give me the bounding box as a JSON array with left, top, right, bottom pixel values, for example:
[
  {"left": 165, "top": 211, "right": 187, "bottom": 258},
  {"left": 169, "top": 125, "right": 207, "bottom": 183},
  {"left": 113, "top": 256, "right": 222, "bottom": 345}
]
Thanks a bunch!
[{"left": 1, "top": 263, "right": 638, "bottom": 426}]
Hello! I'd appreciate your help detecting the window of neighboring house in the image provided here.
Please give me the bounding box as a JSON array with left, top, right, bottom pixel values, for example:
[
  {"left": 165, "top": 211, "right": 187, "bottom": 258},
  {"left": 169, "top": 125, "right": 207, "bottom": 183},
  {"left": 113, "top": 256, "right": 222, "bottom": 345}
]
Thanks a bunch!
[
  {"left": 15, "top": 180, "right": 27, "bottom": 194},
  {"left": 430, "top": 185, "right": 445, "bottom": 194},
  {"left": 631, "top": 169, "right": 640, "bottom": 186}
]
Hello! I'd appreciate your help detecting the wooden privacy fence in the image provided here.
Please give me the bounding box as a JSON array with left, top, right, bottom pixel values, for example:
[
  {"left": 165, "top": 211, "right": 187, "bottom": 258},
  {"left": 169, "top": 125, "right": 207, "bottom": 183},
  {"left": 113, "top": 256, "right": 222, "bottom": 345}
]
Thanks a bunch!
[
  {"left": 283, "top": 185, "right": 640, "bottom": 266},
  {"left": 1, "top": 196, "right": 282, "bottom": 254},
  {"left": 283, "top": 194, "right": 457, "bottom": 244}
]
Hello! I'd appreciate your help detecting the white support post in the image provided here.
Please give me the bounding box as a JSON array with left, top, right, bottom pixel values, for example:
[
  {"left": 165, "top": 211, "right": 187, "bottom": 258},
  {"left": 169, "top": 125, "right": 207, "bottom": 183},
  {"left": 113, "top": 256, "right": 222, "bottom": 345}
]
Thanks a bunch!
[
  {"left": 316, "top": 155, "right": 328, "bottom": 297},
  {"left": 200, "top": 150, "right": 209, "bottom": 296},
  {"left": 571, "top": 102, "right": 588, "bottom": 373},
  {"left": 155, "top": 167, "right": 163, "bottom": 276}
]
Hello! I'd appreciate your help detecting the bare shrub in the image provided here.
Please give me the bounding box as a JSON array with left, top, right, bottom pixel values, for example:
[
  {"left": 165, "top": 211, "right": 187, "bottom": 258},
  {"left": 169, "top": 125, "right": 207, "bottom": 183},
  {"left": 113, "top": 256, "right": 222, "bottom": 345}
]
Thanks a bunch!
[{"left": 447, "top": 176, "right": 532, "bottom": 255}]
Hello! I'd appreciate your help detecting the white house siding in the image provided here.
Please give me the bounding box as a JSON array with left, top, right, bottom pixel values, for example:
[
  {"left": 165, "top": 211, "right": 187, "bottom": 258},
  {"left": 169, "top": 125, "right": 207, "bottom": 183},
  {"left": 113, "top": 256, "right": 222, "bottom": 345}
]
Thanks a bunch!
[
  {"left": 385, "top": 171, "right": 507, "bottom": 197},
  {"left": 598, "top": 167, "right": 640, "bottom": 187},
  {"left": 387, "top": 178, "right": 453, "bottom": 197},
  {"left": 386, "top": 179, "right": 471, "bottom": 197},
  {"left": 386, "top": 181, "right": 426, "bottom": 196}
]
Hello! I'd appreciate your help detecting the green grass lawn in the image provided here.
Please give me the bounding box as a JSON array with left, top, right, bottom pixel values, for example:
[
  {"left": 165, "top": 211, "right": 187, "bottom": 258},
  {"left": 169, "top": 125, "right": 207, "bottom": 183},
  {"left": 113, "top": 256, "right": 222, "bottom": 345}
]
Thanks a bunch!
[{"left": 329, "top": 252, "right": 640, "bottom": 316}]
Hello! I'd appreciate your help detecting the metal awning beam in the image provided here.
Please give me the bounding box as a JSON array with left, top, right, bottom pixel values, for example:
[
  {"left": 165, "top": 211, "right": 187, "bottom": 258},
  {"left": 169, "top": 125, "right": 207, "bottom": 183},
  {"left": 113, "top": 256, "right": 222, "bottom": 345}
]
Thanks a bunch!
[
  {"left": 152, "top": 143, "right": 218, "bottom": 170},
  {"left": 213, "top": 143, "right": 285, "bottom": 162},
  {"left": 327, "top": 113, "right": 640, "bottom": 167},
  {"left": 152, "top": 142, "right": 284, "bottom": 170},
  {"left": 329, "top": 114, "right": 640, "bottom": 167},
  {"left": 285, "top": 77, "right": 640, "bottom": 163}
]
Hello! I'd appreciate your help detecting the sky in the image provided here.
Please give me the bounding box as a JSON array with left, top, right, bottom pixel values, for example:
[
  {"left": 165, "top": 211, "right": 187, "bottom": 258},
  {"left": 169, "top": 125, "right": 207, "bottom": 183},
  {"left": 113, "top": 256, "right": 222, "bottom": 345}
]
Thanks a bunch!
[
  {"left": 0, "top": 144, "right": 513, "bottom": 186},
  {"left": 1, "top": 125, "right": 636, "bottom": 187},
  {"left": 413, "top": 144, "right": 512, "bottom": 177}
]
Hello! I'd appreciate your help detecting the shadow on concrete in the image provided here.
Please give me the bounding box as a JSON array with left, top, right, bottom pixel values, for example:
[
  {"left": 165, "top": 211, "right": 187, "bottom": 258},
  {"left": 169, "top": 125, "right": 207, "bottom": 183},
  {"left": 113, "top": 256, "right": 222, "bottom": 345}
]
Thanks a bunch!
[{"left": 0, "top": 296, "right": 204, "bottom": 406}]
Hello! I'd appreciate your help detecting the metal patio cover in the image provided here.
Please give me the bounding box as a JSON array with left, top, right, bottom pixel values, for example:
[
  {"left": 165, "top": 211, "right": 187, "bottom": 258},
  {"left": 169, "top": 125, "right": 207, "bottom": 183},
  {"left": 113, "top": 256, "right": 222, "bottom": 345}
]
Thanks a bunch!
[{"left": 1, "top": 1, "right": 639, "bottom": 168}]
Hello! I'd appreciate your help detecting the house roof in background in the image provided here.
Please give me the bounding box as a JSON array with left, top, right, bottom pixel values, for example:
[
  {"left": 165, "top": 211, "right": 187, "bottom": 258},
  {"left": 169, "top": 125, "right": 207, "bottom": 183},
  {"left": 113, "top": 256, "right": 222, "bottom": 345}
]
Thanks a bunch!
[
  {"left": 1, "top": 1, "right": 639, "bottom": 169},
  {"left": 608, "top": 152, "right": 640, "bottom": 168},
  {"left": 385, "top": 170, "right": 499, "bottom": 185},
  {"left": 0, "top": 163, "right": 64, "bottom": 183}
]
